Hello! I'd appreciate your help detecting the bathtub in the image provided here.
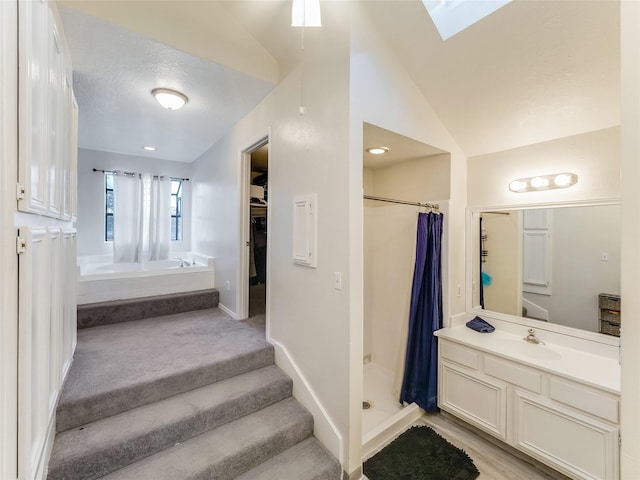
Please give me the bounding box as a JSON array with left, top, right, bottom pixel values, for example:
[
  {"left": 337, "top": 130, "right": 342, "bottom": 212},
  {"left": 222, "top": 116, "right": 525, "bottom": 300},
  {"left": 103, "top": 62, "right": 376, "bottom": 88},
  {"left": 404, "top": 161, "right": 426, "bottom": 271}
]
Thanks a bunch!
[{"left": 77, "top": 252, "right": 215, "bottom": 305}]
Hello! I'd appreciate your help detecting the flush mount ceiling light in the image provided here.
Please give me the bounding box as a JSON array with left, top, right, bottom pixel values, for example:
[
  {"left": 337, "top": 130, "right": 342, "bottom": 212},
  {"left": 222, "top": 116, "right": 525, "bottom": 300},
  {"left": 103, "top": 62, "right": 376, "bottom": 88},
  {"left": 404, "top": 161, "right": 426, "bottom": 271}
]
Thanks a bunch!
[
  {"left": 151, "top": 88, "right": 188, "bottom": 110},
  {"left": 142, "top": 145, "right": 157, "bottom": 151},
  {"left": 366, "top": 147, "right": 389, "bottom": 155},
  {"left": 292, "top": 0, "right": 322, "bottom": 27},
  {"left": 509, "top": 173, "right": 578, "bottom": 193}
]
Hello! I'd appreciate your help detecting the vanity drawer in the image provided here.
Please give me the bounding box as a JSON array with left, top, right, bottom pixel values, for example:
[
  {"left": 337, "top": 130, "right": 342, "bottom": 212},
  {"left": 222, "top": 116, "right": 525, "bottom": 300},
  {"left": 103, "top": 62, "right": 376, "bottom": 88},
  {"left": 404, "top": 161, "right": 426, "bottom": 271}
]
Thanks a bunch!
[
  {"left": 549, "top": 378, "right": 619, "bottom": 423},
  {"left": 485, "top": 356, "right": 542, "bottom": 393},
  {"left": 440, "top": 341, "right": 479, "bottom": 370}
]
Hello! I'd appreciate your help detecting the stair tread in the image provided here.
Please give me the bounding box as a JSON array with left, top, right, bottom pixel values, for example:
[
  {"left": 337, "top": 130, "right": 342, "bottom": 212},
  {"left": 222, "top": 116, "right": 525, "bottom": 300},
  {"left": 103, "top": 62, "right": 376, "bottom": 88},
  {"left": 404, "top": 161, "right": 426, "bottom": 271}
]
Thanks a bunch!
[
  {"left": 235, "top": 437, "right": 341, "bottom": 480},
  {"left": 101, "top": 397, "right": 314, "bottom": 480},
  {"left": 48, "top": 365, "right": 292, "bottom": 480},
  {"left": 57, "top": 309, "right": 272, "bottom": 431}
]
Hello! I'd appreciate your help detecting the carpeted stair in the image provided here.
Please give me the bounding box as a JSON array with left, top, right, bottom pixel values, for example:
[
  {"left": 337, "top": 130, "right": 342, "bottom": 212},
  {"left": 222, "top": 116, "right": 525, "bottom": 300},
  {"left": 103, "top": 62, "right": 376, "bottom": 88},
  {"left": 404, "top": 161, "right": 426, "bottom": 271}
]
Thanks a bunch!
[
  {"left": 48, "top": 299, "right": 340, "bottom": 480},
  {"left": 76, "top": 289, "right": 220, "bottom": 329}
]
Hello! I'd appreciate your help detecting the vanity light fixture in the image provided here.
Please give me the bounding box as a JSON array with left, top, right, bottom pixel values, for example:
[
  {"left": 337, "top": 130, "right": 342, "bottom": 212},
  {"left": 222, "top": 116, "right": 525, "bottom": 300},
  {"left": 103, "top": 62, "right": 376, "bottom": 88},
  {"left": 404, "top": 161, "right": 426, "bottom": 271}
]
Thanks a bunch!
[
  {"left": 366, "top": 147, "right": 389, "bottom": 155},
  {"left": 152, "top": 88, "right": 188, "bottom": 110},
  {"left": 143, "top": 145, "right": 157, "bottom": 151},
  {"left": 509, "top": 173, "right": 578, "bottom": 193}
]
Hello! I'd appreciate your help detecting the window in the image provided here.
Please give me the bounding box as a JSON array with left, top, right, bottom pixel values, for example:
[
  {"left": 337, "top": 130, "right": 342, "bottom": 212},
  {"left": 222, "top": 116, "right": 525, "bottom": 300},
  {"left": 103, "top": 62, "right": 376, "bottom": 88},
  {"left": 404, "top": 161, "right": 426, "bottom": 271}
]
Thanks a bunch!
[
  {"left": 170, "top": 178, "right": 183, "bottom": 241},
  {"left": 105, "top": 173, "right": 114, "bottom": 241},
  {"left": 422, "top": 0, "right": 512, "bottom": 41},
  {"left": 104, "top": 174, "right": 184, "bottom": 242}
]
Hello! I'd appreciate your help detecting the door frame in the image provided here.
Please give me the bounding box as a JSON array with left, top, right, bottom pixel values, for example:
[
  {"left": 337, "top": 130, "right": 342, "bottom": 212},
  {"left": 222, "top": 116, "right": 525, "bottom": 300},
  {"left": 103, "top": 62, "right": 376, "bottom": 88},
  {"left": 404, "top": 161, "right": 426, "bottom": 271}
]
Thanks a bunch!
[
  {"left": 1, "top": 1, "right": 19, "bottom": 478},
  {"left": 237, "top": 135, "right": 269, "bottom": 320}
]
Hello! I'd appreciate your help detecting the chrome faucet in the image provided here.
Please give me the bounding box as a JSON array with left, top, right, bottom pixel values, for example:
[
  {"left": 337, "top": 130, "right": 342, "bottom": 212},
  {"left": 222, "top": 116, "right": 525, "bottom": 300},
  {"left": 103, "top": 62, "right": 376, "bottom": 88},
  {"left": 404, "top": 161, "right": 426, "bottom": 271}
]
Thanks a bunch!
[
  {"left": 173, "top": 257, "right": 191, "bottom": 267},
  {"left": 523, "top": 328, "right": 545, "bottom": 345}
]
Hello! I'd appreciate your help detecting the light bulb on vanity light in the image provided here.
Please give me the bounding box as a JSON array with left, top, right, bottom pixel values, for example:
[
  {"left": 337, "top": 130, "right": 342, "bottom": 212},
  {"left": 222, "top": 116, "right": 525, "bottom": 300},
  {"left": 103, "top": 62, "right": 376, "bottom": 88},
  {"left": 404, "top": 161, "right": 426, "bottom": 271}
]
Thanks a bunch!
[
  {"left": 530, "top": 176, "right": 548, "bottom": 189},
  {"left": 553, "top": 173, "right": 572, "bottom": 187},
  {"left": 508, "top": 179, "right": 527, "bottom": 192}
]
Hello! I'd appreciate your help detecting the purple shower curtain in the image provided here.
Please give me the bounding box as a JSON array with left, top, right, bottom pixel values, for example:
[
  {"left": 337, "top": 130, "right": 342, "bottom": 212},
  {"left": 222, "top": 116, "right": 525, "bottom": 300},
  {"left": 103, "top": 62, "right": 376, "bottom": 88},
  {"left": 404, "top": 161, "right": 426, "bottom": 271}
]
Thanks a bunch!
[{"left": 400, "top": 212, "right": 443, "bottom": 413}]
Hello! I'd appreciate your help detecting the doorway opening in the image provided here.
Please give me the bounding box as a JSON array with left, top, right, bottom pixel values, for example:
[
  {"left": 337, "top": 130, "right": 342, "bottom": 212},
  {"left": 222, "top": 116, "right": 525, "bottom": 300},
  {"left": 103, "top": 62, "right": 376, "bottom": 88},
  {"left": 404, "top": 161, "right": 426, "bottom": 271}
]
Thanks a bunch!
[{"left": 245, "top": 141, "right": 268, "bottom": 318}]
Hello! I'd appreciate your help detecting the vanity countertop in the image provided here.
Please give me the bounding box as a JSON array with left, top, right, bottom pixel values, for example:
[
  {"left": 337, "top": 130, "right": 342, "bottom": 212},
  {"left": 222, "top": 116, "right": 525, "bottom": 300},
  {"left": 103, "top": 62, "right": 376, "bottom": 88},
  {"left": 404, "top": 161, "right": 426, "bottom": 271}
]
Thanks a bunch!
[{"left": 435, "top": 326, "right": 621, "bottom": 395}]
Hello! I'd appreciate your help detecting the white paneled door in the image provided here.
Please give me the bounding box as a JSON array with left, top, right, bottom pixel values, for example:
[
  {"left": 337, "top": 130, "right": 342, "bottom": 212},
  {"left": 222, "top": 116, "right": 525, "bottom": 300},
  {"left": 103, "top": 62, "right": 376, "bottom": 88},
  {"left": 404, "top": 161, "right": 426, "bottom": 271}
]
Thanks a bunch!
[{"left": 15, "top": 1, "right": 78, "bottom": 479}]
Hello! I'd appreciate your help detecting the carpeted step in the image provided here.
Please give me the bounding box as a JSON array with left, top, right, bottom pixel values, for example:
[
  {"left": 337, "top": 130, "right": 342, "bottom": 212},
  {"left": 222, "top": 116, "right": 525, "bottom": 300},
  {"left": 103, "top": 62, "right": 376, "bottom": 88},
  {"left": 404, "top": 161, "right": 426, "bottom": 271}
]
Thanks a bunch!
[
  {"left": 56, "top": 309, "right": 273, "bottom": 432},
  {"left": 47, "top": 365, "right": 292, "bottom": 480},
  {"left": 77, "top": 289, "right": 220, "bottom": 329},
  {"left": 235, "top": 437, "right": 341, "bottom": 480},
  {"left": 101, "top": 397, "right": 314, "bottom": 480}
]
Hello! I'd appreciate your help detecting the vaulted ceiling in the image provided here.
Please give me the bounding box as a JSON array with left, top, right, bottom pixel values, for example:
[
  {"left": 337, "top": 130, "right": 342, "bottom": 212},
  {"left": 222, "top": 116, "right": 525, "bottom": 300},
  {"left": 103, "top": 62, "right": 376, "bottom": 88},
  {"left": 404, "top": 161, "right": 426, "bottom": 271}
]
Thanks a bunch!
[{"left": 59, "top": 0, "right": 621, "bottom": 163}]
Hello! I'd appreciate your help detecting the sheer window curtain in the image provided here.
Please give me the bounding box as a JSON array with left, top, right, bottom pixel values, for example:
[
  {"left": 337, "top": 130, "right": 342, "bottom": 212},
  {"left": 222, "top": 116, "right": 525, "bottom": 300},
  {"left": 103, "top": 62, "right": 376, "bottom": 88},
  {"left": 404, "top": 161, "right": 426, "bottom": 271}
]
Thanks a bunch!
[
  {"left": 113, "top": 174, "right": 143, "bottom": 263},
  {"left": 113, "top": 173, "right": 171, "bottom": 263},
  {"left": 147, "top": 174, "right": 171, "bottom": 261}
]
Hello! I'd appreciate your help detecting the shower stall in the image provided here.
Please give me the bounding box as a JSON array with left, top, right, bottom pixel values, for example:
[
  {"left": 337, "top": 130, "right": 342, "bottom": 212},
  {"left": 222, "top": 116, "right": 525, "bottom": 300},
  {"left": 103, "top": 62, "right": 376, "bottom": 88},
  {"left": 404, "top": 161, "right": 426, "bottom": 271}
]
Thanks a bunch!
[{"left": 362, "top": 199, "right": 425, "bottom": 456}]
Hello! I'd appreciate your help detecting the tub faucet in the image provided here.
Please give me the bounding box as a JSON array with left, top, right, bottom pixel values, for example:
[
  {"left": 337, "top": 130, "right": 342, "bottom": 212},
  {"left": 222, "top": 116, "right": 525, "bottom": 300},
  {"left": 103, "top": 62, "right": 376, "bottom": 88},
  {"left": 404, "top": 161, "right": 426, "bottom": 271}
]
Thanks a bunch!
[
  {"left": 523, "top": 328, "right": 545, "bottom": 345},
  {"left": 173, "top": 257, "right": 191, "bottom": 267}
]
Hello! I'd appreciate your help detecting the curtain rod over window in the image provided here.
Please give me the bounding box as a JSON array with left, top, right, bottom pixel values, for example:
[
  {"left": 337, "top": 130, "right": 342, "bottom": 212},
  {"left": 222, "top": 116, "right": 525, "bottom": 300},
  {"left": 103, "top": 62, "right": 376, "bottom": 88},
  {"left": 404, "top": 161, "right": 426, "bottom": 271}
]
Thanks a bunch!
[
  {"left": 92, "top": 168, "right": 189, "bottom": 181},
  {"left": 364, "top": 194, "right": 439, "bottom": 211}
]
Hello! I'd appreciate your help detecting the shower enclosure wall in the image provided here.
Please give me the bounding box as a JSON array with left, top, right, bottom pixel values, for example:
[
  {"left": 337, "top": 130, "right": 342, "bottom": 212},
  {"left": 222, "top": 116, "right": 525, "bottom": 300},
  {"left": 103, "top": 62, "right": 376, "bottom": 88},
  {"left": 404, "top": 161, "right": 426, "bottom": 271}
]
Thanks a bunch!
[{"left": 363, "top": 202, "right": 423, "bottom": 455}]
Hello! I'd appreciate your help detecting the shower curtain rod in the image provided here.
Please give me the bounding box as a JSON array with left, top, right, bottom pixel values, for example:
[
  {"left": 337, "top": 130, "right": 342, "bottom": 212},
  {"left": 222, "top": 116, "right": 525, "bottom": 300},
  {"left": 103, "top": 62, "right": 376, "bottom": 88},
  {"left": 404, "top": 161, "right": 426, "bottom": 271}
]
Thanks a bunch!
[
  {"left": 92, "top": 168, "right": 189, "bottom": 182},
  {"left": 364, "top": 194, "right": 439, "bottom": 211}
]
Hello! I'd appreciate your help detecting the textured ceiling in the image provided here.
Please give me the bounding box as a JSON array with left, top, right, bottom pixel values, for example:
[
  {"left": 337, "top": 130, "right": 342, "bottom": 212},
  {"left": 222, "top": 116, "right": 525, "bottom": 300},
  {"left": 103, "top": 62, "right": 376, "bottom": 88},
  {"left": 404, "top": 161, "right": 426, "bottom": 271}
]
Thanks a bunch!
[
  {"left": 59, "top": 6, "right": 276, "bottom": 163},
  {"left": 362, "top": 0, "right": 621, "bottom": 157},
  {"left": 59, "top": 0, "right": 621, "bottom": 164}
]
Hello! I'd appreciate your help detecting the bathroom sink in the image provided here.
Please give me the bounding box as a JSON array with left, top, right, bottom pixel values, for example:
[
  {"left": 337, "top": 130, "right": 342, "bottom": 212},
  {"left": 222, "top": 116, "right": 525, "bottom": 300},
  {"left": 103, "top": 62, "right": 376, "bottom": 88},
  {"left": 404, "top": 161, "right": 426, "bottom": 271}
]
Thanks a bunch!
[{"left": 500, "top": 339, "right": 562, "bottom": 361}]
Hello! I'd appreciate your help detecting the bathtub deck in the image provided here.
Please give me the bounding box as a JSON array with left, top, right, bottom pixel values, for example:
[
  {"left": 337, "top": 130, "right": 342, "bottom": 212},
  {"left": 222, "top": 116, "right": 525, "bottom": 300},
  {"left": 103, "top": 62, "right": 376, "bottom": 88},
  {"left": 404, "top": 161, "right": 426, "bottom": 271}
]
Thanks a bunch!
[{"left": 57, "top": 307, "right": 268, "bottom": 432}]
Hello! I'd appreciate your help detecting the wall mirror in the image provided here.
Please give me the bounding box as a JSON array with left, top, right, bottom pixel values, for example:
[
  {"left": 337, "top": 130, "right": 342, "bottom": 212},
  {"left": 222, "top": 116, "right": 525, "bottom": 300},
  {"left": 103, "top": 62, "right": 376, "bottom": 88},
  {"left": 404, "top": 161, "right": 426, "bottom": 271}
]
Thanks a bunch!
[{"left": 469, "top": 203, "right": 621, "bottom": 340}]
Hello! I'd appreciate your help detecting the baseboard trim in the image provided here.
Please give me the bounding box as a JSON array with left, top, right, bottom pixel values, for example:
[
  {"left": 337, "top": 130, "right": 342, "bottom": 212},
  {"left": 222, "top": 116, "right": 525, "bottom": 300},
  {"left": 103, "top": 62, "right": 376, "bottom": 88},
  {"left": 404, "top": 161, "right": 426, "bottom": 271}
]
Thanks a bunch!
[
  {"left": 343, "top": 465, "right": 363, "bottom": 480},
  {"left": 217, "top": 302, "right": 238, "bottom": 319},
  {"left": 269, "top": 338, "right": 343, "bottom": 466},
  {"left": 33, "top": 411, "right": 56, "bottom": 480}
]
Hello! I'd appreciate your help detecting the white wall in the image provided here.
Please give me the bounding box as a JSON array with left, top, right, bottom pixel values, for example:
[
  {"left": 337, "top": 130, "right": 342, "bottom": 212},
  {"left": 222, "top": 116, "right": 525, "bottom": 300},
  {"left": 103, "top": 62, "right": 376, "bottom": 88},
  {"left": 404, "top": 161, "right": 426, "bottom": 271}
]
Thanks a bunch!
[
  {"left": 350, "top": 5, "right": 468, "bottom": 325},
  {"left": 619, "top": 1, "right": 640, "bottom": 476},
  {"left": 369, "top": 153, "right": 450, "bottom": 202},
  {"left": 467, "top": 127, "right": 620, "bottom": 208},
  {"left": 191, "top": 2, "right": 352, "bottom": 472},
  {"left": 524, "top": 205, "right": 620, "bottom": 333},
  {"left": 76, "top": 148, "right": 192, "bottom": 256}
]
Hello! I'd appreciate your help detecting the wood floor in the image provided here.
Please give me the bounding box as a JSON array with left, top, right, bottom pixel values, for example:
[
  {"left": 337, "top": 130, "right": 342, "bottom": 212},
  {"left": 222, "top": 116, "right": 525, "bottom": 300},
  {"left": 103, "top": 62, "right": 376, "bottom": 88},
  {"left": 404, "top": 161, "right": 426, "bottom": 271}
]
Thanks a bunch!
[{"left": 414, "top": 413, "right": 571, "bottom": 480}]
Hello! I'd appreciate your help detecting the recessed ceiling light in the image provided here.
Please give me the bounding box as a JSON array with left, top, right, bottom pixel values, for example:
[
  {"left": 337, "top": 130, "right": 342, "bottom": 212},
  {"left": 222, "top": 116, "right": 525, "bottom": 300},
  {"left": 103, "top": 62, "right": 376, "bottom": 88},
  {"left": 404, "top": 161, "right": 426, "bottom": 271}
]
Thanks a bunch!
[
  {"left": 152, "top": 88, "right": 188, "bottom": 110},
  {"left": 143, "top": 146, "right": 157, "bottom": 151},
  {"left": 367, "top": 147, "right": 389, "bottom": 155}
]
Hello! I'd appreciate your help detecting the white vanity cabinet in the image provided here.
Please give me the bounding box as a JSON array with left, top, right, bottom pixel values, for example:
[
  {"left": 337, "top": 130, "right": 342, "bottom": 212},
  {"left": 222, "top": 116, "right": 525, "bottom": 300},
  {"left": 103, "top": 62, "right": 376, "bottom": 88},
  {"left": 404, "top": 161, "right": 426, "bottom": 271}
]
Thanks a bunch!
[{"left": 438, "top": 337, "right": 620, "bottom": 480}]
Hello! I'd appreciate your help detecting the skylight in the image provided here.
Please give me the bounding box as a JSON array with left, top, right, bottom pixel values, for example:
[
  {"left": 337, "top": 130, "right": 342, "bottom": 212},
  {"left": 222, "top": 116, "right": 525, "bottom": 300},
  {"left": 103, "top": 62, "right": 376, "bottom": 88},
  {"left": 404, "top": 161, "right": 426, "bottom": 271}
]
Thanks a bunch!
[{"left": 422, "top": 0, "right": 512, "bottom": 41}]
